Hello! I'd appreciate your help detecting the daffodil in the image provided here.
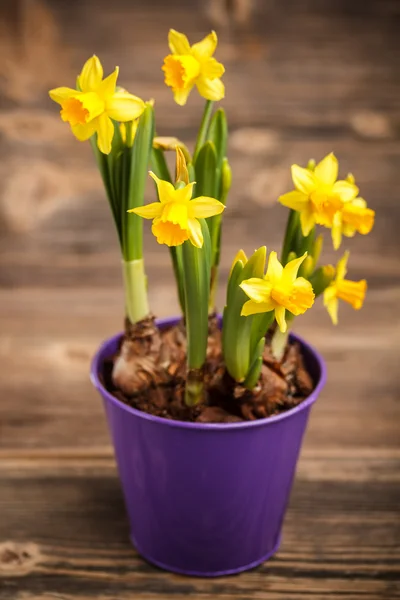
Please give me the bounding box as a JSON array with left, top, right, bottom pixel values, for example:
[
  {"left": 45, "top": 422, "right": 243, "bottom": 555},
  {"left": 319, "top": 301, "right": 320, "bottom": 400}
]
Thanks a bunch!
[
  {"left": 162, "top": 29, "right": 225, "bottom": 106},
  {"left": 49, "top": 56, "right": 145, "bottom": 154},
  {"left": 130, "top": 173, "right": 225, "bottom": 248},
  {"left": 279, "top": 153, "right": 359, "bottom": 236},
  {"left": 330, "top": 175, "right": 375, "bottom": 249},
  {"left": 323, "top": 251, "right": 367, "bottom": 325},
  {"left": 240, "top": 252, "right": 315, "bottom": 333}
]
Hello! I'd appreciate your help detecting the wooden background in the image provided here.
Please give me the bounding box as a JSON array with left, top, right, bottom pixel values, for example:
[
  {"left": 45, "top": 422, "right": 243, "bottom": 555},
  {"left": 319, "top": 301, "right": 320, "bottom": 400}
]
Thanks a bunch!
[{"left": 0, "top": 0, "right": 399, "bottom": 598}]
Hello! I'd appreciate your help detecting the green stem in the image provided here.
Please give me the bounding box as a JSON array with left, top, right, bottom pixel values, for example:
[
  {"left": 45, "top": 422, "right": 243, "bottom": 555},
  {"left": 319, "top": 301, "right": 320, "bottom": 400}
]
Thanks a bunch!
[
  {"left": 193, "top": 100, "right": 214, "bottom": 163},
  {"left": 271, "top": 313, "right": 295, "bottom": 361},
  {"left": 122, "top": 259, "right": 149, "bottom": 324}
]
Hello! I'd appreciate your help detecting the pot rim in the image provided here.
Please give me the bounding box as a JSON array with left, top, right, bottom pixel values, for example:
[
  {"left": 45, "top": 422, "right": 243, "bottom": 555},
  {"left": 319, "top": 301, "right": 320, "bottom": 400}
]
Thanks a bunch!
[{"left": 90, "top": 316, "right": 326, "bottom": 431}]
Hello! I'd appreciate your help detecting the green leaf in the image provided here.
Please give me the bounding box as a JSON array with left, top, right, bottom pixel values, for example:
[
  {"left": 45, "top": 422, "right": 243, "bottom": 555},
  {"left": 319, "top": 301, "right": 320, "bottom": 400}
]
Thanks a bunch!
[
  {"left": 207, "top": 108, "right": 228, "bottom": 169},
  {"left": 123, "top": 104, "right": 155, "bottom": 261},
  {"left": 309, "top": 265, "right": 335, "bottom": 297},
  {"left": 181, "top": 219, "right": 212, "bottom": 371},
  {"left": 243, "top": 337, "right": 265, "bottom": 390}
]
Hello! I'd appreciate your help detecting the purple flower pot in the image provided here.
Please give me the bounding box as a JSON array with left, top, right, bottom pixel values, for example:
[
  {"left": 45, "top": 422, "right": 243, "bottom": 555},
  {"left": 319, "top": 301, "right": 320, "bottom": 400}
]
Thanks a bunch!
[{"left": 90, "top": 316, "right": 326, "bottom": 577}]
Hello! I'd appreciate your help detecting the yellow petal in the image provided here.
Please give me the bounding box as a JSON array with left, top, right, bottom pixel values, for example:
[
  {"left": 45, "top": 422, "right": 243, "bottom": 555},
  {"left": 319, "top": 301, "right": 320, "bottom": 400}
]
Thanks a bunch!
[
  {"left": 187, "top": 218, "right": 203, "bottom": 248},
  {"left": 106, "top": 92, "right": 145, "bottom": 122},
  {"left": 191, "top": 196, "right": 225, "bottom": 218},
  {"left": 49, "top": 87, "right": 77, "bottom": 104},
  {"left": 278, "top": 190, "right": 309, "bottom": 211},
  {"left": 331, "top": 214, "right": 343, "bottom": 250},
  {"left": 129, "top": 203, "right": 163, "bottom": 219},
  {"left": 240, "top": 278, "right": 272, "bottom": 303},
  {"left": 288, "top": 278, "right": 315, "bottom": 315},
  {"left": 274, "top": 306, "right": 287, "bottom": 333},
  {"left": 71, "top": 120, "right": 97, "bottom": 141},
  {"left": 266, "top": 251, "right": 283, "bottom": 283},
  {"left": 282, "top": 252, "right": 308, "bottom": 284},
  {"left": 314, "top": 152, "right": 338, "bottom": 186},
  {"left": 191, "top": 31, "right": 218, "bottom": 59},
  {"left": 336, "top": 251, "right": 349, "bottom": 282},
  {"left": 161, "top": 201, "right": 189, "bottom": 229},
  {"left": 323, "top": 293, "right": 339, "bottom": 325},
  {"left": 241, "top": 299, "right": 275, "bottom": 317},
  {"left": 152, "top": 218, "right": 189, "bottom": 246},
  {"left": 96, "top": 113, "right": 114, "bottom": 154},
  {"left": 148, "top": 172, "right": 176, "bottom": 203},
  {"left": 332, "top": 180, "right": 359, "bottom": 202},
  {"left": 97, "top": 67, "right": 119, "bottom": 100},
  {"left": 337, "top": 279, "right": 367, "bottom": 310},
  {"left": 202, "top": 57, "right": 225, "bottom": 79},
  {"left": 291, "top": 165, "right": 316, "bottom": 194},
  {"left": 168, "top": 29, "right": 191, "bottom": 55},
  {"left": 299, "top": 206, "right": 316, "bottom": 236},
  {"left": 173, "top": 86, "right": 193, "bottom": 106},
  {"left": 342, "top": 203, "right": 375, "bottom": 235},
  {"left": 171, "top": 183, "right": 195, "bottom": 205},
  {"left": 78, "top": 55, "right": 103, "bottom": 93},
  {"left": 196, "top": 76, "right": 225, "bottom": 102}
]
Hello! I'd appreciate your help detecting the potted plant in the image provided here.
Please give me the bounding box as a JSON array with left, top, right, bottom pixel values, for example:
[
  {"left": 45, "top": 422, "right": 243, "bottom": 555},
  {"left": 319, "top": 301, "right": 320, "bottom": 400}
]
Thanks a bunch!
[{"left": 49, "top": 29, "right": 375, "bottom": 577}]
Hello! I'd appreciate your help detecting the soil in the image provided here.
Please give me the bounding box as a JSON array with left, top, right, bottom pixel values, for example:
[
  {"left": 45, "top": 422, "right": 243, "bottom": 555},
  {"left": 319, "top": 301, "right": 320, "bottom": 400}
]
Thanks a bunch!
[{"left": 101, "top": 316, "right": 315, "bottom": 424}]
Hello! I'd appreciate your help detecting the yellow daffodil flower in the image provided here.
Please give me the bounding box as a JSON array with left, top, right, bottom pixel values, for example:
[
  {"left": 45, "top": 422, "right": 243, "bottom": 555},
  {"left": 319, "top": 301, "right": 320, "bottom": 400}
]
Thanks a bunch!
[
  {"left": 323, "top": 251, "right": 367, "bottom": 325},
  {"left": 162, "top": 29, "right": 225, "bottom": 106},
  {"left": 330, "top": 175, "right": 375, "bottom": 249},
  {"left": 240, "top": 252, "right": 315, "bottom": 333},
  {"left": 279, "top": 153, "right": 359, "bottom": 236},
  {"left": 49, "top": 56, "right": 145, "bottom": 154},
  {"left": 230, "top": 249, "right": 248, "bottom": 275},
  {"left": 129, "top": 172, "right": 225, "bottom": 248}
]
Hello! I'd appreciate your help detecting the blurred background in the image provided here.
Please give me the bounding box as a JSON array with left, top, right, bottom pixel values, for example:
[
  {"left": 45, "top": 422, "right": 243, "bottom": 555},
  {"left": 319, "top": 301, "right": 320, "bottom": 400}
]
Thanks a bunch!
[{"left": 0, "top": 0, "right": 399, "bottom": 472}]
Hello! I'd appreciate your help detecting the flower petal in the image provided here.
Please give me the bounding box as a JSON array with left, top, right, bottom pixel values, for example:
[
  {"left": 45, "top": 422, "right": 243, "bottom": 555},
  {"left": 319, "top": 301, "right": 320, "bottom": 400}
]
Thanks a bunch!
[
  {"left": 168, "top": 29, "right": 191, "bottom": 55},
  {"left": 173, "top": 85, "right": 193, "bottom": 106},
  {"left": 323, "top": 294, "right": 339, "bottom": 325},
  {"left": 240, "top": 278, "right": 272, "bottom": 303},
  {"left": 282, "top": 252, "right": 308, "bottom": 284},
  {"left": 337, "top": 279, "right": 367, "bottom": 310},
  {"left": 241, "top": 299, "right": 275, "bottom": 317},
  {"left": 202, "top": 57, "right": 225, "bottom": 79},
  {"left": 331, "top": 212, "right": 343, "bottom": 250},
  {"left": 161, "top": 201, "right": 189, "bottom": 229},
  {"left": 336, "top": 251, "right": 349, "bottom": 282},
  {"left": 78, "top": 55, "right": 103, "bottom": 92},
  {"left": 97, "top": 67, "right": 119, "bottom": 100},
  {"left": 191, "top": 196, "right": 225, "bottom": 218},
  {"left": 152, "top": 218, "right": 188, "bottom": 246},
  {"left": 332, "top": 180, "right": 359, "bottom": 202},
  {"left": 266, "top": 251, "right": 283, "bottom": 283},
  {"left": 278, "top": 190, "right": 309, "bottom": 211},
  {"left": 173, "top": 183, "right": 195, "bottom": 204},
  {"left": 71, "top": 120, "right": 97, "bottom": 141},
  {"left": 96, "top": 113, "right": 114, "bottom": 154},
  {"left": 129, "top": 203, "right": 163, "bottom": 219},
  {"left": 148, "top": 172, "right": 176, "bottom": 203},
  {"left": 299, "top": 206, "right": 316, "bottom": 236},
  {"left": 288, "top": 278, "right": 315, "bottom": 315},
  {"left": 49, "top": 87, "right": 77, "bottom": 104},
  {"left": 274, "top": 306, "right": 287, "bottom": 333},
  {"left": 106, "top": 92, "right": 145, "bottom": 122},
  {"left": 191, "top": 31, "right": 218, "bottom": 59},
  {"left": 291, "top": 165, "right": 316, "bottom": 194},
  {"left": 188, "top": 218, "right": 203, "bottom": 248},
  {"left": 314, "top": 152, "right": 338, "bottom": 186},
  {"left": 196, "top": 76, "right": 225, "bottom": 102}
]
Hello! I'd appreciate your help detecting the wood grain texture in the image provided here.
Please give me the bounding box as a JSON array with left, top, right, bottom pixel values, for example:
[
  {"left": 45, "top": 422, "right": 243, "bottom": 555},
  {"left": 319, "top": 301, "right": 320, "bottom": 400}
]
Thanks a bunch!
[{"left": 0, "top": 0, "right": 399, "bottom": 598}]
